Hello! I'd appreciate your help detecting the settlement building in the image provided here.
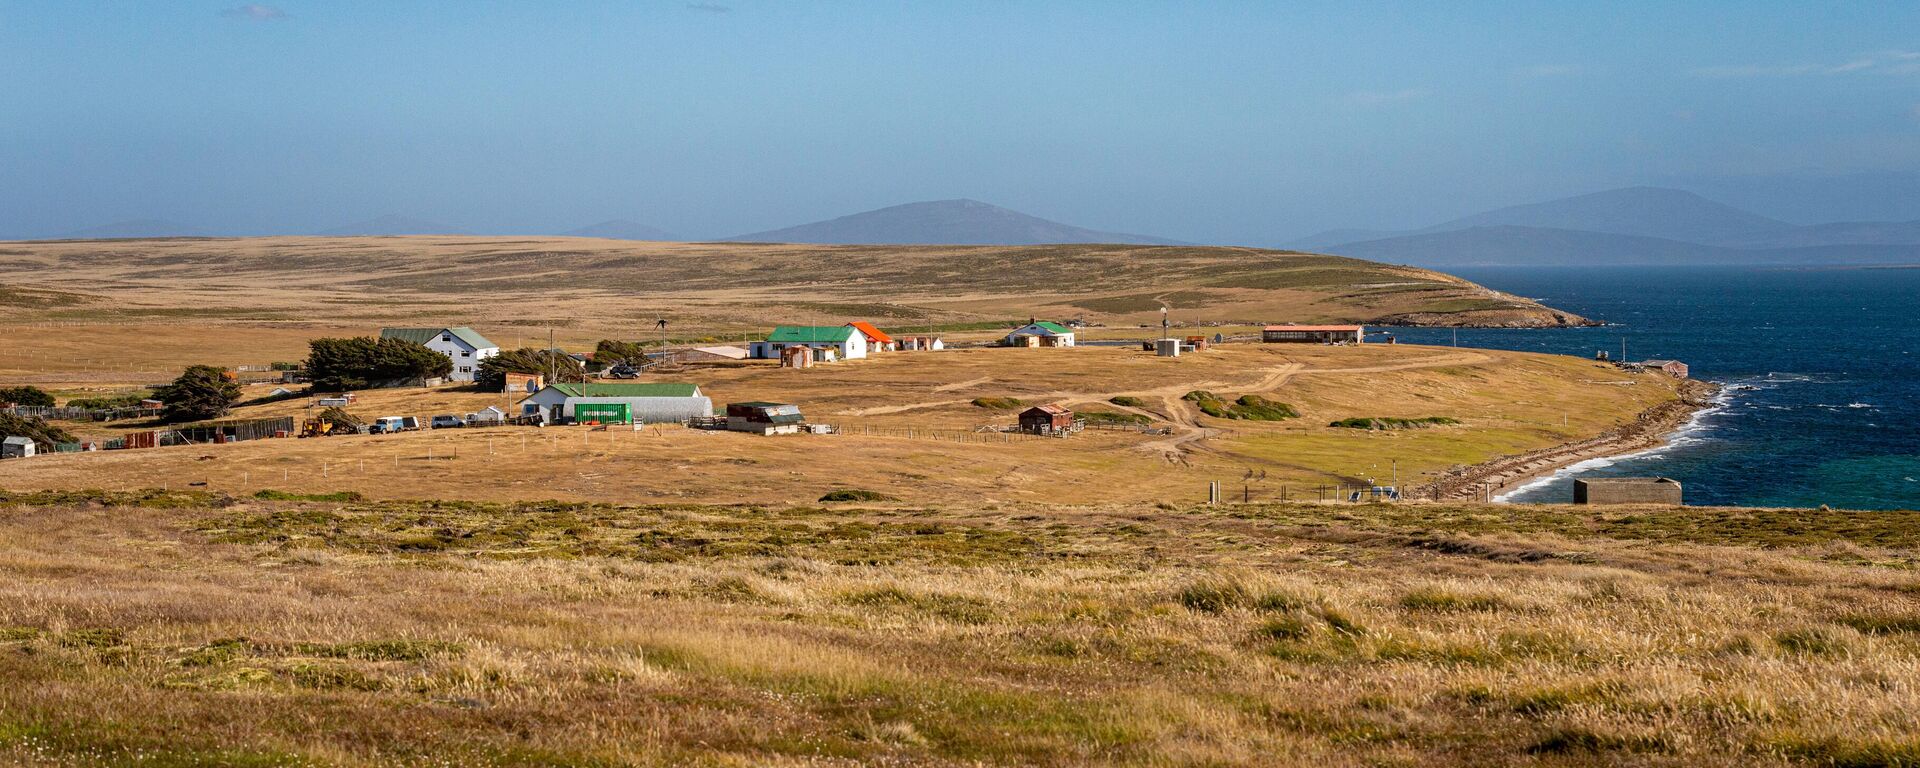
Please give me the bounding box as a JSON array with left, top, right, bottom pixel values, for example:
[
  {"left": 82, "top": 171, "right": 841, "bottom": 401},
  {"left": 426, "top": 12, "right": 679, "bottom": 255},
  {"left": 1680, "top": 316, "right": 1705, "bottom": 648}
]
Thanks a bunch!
[
  {"left": 1262, "top": 325, "right": 1364, "bottom": 344},
  {"left": 749, "top": 326, "right": 868, "bottom": 362},
  {"left": 726, "top": 402, "right": 805, "bottom": 435},
  {"left": 518, "top": 382, "right": 712, "bottom": 425},
  {"left": 1018, "top": 404, "right": 1077, "bottom": 435},
  {"left": 1574, "top": 477, "right": 1683, "bottom": 505},
  {"left": 845, "top": 322, "right": 895, "bottom": 352},
  {"left": 1, "top": 436, "right": 35, "bottom": 459},
  {"left": 1005, "top": 321, "right": 1076, "bottom": 347},
  {"left": 379, "top": 327, "right": 500, "bottom": 382}
]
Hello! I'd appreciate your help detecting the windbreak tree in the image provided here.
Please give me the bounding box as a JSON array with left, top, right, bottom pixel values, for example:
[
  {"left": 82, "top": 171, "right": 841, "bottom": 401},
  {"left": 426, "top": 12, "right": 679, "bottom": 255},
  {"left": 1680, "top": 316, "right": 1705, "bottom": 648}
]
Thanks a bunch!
[
  {"left": 0, "top": 386, "right": 54, "bottom": 408},
  {"left": 476, "top": 348, "right": 585, "bottom": 392},
  {"left": 594, "top": 339, "right": 649, "bottom": 365},
  {"left": 306, "top": 337, "right": 453, "bottom": 392},
  {"left": 155, "top": 366, "right": 242, "bottom": 423}
]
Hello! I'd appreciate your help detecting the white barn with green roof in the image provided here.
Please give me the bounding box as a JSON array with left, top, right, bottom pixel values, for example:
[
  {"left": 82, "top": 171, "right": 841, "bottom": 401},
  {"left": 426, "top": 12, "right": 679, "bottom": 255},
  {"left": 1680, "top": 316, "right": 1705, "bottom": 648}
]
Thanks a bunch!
[
  {"left": 379, "top": 326, "right": 499, "bottom": 383},
  {"left": 748, "top": 326, "right": 868, "bottom": 362},
  {"left": 1004, "top": 321, "right": 1076, "bottom": 347},
  {"left": 517, "top": 382, "right": 713, "bottom": 425}
]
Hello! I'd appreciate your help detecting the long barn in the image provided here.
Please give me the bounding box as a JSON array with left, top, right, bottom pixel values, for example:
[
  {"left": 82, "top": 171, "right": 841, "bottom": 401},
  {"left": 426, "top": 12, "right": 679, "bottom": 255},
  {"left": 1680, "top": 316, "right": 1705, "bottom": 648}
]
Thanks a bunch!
[{"left": 519, "top": 382, "right": 713, "bottom": 425}]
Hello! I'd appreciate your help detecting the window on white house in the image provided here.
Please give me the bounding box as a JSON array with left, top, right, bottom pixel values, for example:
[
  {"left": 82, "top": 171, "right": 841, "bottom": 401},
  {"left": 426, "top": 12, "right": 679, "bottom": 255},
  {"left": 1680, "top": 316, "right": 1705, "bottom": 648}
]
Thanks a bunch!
[
  {"left": 442, "top": 334, "right": 452, "bottom": 342},
  {"left": 459, "top": 366, "right": 471, "bottom": 373},
  {"left": 461, "top": 351, "right": 471, "bottom": 357}
]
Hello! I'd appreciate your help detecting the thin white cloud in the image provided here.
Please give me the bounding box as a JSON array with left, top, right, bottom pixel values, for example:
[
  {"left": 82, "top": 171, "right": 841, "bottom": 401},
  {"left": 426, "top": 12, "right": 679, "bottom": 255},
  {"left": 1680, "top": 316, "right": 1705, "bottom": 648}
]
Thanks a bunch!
[
  {"left": 221, "top": 4, "right": 287, "bottom": 21},
  {"left": 1690, "top": 50, "right": 1920, "bottom": 78},
  {"left": 1343, "top": 88, "right": 1430, "bottom": 107}
]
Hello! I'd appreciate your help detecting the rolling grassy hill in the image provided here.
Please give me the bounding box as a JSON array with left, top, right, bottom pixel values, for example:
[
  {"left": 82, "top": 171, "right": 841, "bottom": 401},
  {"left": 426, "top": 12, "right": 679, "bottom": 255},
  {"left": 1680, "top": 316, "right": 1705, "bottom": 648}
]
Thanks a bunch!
[{"left": 0, "top": 236, "right": 1589, "bottom": 331}]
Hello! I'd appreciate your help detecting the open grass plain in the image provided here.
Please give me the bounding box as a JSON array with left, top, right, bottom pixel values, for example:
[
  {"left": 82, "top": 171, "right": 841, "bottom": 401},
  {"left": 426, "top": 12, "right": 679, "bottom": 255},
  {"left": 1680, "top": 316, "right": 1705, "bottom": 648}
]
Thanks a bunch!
[{"left": 5, "top": 490, "right": 1920, "bottom": 766}]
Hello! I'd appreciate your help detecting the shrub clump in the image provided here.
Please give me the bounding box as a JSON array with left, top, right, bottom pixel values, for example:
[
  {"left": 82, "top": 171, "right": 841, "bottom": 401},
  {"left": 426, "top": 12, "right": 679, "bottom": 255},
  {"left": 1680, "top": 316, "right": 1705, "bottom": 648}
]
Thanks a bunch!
[
  {"left": 253, "top": 489, "right": 365, "bottom": 503},
  {"left": 970, "top": 397, "right": 1024, "bottom": 410},
  {"left": 63, "top": 392, "right": 149, "bottom": 410},
  {"left": 1182, "top": 391, "right": 1297, "bottom": 421},
  {"left": 0, "top": 413, "right": 76, "bottom": 452},
  {"left": 1108, "top": 395, "right": 1147, "bottom": 408},
  {"left": 306, "top": 337, "right": 454, "bottom": 392},
  {"left": 1399, "top": 586, "right": 1513, "bottom": 612},
  {"left": 820, "top": 489, "right": 895, "bottom": 503},
  {"left": 1329, "top": 416, "right": 1461, "bottom": 430}
]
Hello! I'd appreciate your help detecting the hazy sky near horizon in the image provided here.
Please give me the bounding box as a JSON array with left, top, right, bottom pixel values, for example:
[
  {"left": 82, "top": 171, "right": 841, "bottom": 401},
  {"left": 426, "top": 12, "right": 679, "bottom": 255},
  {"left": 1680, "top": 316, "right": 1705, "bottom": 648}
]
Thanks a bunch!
[{"left": 3, "top": 1, "right": 1917, "bottom": 242}]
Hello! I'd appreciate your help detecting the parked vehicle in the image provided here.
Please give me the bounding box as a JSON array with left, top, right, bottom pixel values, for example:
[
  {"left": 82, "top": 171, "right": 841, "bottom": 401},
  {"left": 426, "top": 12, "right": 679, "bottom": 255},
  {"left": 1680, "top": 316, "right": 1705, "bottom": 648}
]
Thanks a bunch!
[
  {"left": 606, "top": 363, "right": 640, "bottom": 379},
  {"left": 430, "top": 414, "right": 465, "bottom": 429},
  {"left": 369, "top": 416, "right": 421, "bottom": 434}
]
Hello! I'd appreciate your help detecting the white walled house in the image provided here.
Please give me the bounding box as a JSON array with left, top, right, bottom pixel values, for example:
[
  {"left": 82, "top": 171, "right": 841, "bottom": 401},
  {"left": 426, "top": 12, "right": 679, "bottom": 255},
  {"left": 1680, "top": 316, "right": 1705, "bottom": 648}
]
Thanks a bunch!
[
  {"left": 1004, "top": 321, "right": 1076, "bottom": 347},
  {"left": 379, "top": 327, "right": 499, "bottom": 383},
  {"left": 748, "top": 326, "right": 868, "bottom": 361}
]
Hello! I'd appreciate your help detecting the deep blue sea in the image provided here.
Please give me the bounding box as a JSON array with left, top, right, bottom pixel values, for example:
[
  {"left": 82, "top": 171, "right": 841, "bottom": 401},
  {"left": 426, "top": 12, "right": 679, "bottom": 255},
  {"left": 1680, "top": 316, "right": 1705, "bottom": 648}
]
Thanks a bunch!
[{"left": 1387, "top": 266, "right": 1920, "bottom": 511}]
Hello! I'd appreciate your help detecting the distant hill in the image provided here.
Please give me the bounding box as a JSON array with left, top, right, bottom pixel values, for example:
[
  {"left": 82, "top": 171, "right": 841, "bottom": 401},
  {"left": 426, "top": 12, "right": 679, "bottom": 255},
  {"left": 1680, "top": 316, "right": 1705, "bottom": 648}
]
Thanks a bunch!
[
  {"left": 1414, "top": 186, "right": 1795, "bottom": 244},
  {"left": 318, "top": 215, "right": 468, "bottom": 236},
  {"left": 1328, "top": 225, "right": 1920, "bottom": 267},
  {"left": 56, "top": 219, "right": 208, "bottom": 239},
  {"left": 561, "top": 220, "right": 682, "bottom": 241},
  {"left": 727, "top": 199, "right": 1187, "bottom": 246}
]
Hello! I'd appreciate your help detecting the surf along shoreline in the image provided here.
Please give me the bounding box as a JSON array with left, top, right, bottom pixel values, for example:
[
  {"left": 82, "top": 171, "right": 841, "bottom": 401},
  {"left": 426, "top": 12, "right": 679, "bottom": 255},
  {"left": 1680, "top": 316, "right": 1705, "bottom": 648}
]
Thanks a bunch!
[{"left": 1417, "top": 378, "right": 1722, "bottom": 503}]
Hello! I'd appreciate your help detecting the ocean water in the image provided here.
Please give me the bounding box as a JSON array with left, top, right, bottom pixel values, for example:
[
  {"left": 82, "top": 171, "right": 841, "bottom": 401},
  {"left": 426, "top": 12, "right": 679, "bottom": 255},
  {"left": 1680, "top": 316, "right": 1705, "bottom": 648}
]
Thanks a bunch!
[{"left": 1386, "top": 266, "right": 1920, "bottom": 511}]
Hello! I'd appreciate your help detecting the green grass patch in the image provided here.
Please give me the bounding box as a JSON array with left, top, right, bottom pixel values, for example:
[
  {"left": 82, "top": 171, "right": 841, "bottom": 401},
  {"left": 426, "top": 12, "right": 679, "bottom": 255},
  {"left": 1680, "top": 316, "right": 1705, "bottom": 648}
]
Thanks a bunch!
[
  {"left": 971, "top": 397, "right": 1024, "bottom": 409},
  {"left": 1329, "top": 416, "right": 1461, "bottom": 430},
  {"left": 1080, "top": 410, "right": 1150, "bottom": 426},
  {"left": 1108, "top": 395, "right": 1147, "bottom": 408},
  {"left": 292, "top": 639, "right": 463, "bottom": 662},
  {"left": 1183, "top": 391, "right": 1297, "bottom": 421}
]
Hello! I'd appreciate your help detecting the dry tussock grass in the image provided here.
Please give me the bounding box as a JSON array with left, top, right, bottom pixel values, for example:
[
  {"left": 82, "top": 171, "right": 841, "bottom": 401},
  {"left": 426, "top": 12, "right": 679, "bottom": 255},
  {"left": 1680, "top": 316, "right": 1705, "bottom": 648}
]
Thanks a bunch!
[{"left": 3, "top": 490, "right": 1919, "bottom": 765}]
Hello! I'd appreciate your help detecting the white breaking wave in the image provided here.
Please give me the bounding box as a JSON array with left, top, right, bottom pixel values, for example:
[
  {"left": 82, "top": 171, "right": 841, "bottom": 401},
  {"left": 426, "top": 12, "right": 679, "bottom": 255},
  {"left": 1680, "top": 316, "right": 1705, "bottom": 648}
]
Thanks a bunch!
[{"left": 1495, "top": 378, "right": 1736, "bottom": 503}]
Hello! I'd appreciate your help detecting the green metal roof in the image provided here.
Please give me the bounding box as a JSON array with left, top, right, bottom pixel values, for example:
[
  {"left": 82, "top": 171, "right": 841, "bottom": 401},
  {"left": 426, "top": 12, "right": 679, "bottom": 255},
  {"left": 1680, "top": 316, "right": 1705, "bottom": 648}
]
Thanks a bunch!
[
  {"left": 1013, "top": 321, "right": 1073, "bottom": 335},
  {"left": 380, "top": 326, "right": 496, "bottom": 350},
  {"left": 550, "top": 382, "right": 701, "bottom": 398},
  {"left": 766, "top": 325, "right": 856, "bottom": 343}
]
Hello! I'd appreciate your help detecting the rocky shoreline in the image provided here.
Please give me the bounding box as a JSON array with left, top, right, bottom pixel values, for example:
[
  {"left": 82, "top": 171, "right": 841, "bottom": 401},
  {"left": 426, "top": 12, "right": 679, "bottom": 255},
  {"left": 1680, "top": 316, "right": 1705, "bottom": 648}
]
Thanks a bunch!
[{"left": 1416, "top": 378, "right": 1721, "bottom": 503}]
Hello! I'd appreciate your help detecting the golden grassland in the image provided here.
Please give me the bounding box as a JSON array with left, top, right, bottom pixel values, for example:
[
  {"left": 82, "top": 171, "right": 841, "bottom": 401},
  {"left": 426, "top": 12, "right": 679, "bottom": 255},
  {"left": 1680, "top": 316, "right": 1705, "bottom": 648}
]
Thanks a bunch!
[
  {"left": 0, "top": 237, "right": 1584, "bottom": 341},
  {"left": 4, "top": 489, "right": 1920, "bottom": 766},
  {"left": 0, "top": 345, "right": 1683, "bottom": 506}
]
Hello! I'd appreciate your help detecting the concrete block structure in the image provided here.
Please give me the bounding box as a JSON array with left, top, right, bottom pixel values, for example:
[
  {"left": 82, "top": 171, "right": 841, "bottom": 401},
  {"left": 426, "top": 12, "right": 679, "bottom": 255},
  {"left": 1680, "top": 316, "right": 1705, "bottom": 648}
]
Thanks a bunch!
[{"left": 1574, "top": 477, "right": 1683, "bottom": 505}]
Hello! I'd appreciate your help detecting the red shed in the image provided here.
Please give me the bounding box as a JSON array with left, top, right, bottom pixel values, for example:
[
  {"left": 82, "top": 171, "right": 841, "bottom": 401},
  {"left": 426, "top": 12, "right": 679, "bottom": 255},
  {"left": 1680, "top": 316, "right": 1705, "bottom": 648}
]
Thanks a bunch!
[{"left": 1018, "top": 404, "right": 1075, "bottom": 435}]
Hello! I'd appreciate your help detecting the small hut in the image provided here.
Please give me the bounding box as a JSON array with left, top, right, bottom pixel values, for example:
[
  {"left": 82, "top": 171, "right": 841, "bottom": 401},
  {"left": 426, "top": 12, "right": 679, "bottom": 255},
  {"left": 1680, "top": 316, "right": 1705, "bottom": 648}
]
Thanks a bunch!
[{"left": 780, "top": 345, "right": 815, "bottom": 368}]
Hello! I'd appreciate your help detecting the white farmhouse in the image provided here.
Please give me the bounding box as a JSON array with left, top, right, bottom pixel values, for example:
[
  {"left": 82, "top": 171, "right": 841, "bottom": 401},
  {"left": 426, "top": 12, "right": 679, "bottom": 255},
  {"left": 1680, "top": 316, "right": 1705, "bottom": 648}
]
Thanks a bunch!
[
  {"left": 1004, "top": 321, "right": 1076, "bottom": 347},
  {"left": 379, "top": 327, "right": 499, "bottom": 383},
  {"left": 748, "top": 326, "right": 869, "bottom": 361}
]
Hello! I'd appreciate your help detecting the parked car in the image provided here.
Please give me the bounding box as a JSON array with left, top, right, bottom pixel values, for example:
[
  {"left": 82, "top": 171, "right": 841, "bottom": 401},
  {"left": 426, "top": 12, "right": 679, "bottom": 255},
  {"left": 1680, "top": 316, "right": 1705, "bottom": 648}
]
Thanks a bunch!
[
  {"left": 606, "top": 363, "right": 640, "bottom": 379},
  {"left": 430, "top": 414, "right": 465, "bottom": 429}
]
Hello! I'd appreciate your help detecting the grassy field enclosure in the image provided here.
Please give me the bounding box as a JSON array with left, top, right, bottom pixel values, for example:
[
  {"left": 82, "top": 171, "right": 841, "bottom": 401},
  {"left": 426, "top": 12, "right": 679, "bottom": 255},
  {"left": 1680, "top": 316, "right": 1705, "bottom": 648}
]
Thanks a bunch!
[
  {"left": 3, "top": 490, "right": 1920, "bottom": 766},
  {"left": 0, "top": 345, "right": 1683, "bottom": 506}
]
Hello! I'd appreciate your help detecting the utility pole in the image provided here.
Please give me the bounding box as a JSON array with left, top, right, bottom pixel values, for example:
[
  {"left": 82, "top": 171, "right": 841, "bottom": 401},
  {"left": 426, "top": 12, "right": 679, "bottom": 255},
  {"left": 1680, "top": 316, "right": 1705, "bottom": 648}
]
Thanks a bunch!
[
  {"left": 1161, "top": 306, "right": 1170, "bottom": 342},
  {"left": 548, "top": 328, "right": 556, "bottom": 384}
]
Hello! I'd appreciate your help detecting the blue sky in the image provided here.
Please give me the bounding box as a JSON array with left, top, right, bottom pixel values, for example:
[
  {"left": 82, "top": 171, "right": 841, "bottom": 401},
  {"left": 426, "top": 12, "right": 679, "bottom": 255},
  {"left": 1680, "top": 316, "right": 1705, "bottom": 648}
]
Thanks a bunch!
[{"left": 1, "top": 1, "right": 1916, "bottom": 241}]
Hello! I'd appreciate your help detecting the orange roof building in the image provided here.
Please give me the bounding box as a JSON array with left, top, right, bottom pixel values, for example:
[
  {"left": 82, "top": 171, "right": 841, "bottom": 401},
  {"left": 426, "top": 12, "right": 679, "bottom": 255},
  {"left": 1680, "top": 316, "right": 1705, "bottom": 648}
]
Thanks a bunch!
[{"left": 845, "top": 321, "right": 895, "bottom": 350}]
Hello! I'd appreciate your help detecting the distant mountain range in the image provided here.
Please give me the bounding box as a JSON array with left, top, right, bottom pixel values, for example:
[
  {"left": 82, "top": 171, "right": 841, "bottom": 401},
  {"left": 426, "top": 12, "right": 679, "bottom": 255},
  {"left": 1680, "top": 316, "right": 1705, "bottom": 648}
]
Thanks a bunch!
[
  {"left": 726, "top": 199, "right": 1187, "bottom": 246},
  {"left": 1296, "top": 187, "right": 1920, "bottom": 266}
]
